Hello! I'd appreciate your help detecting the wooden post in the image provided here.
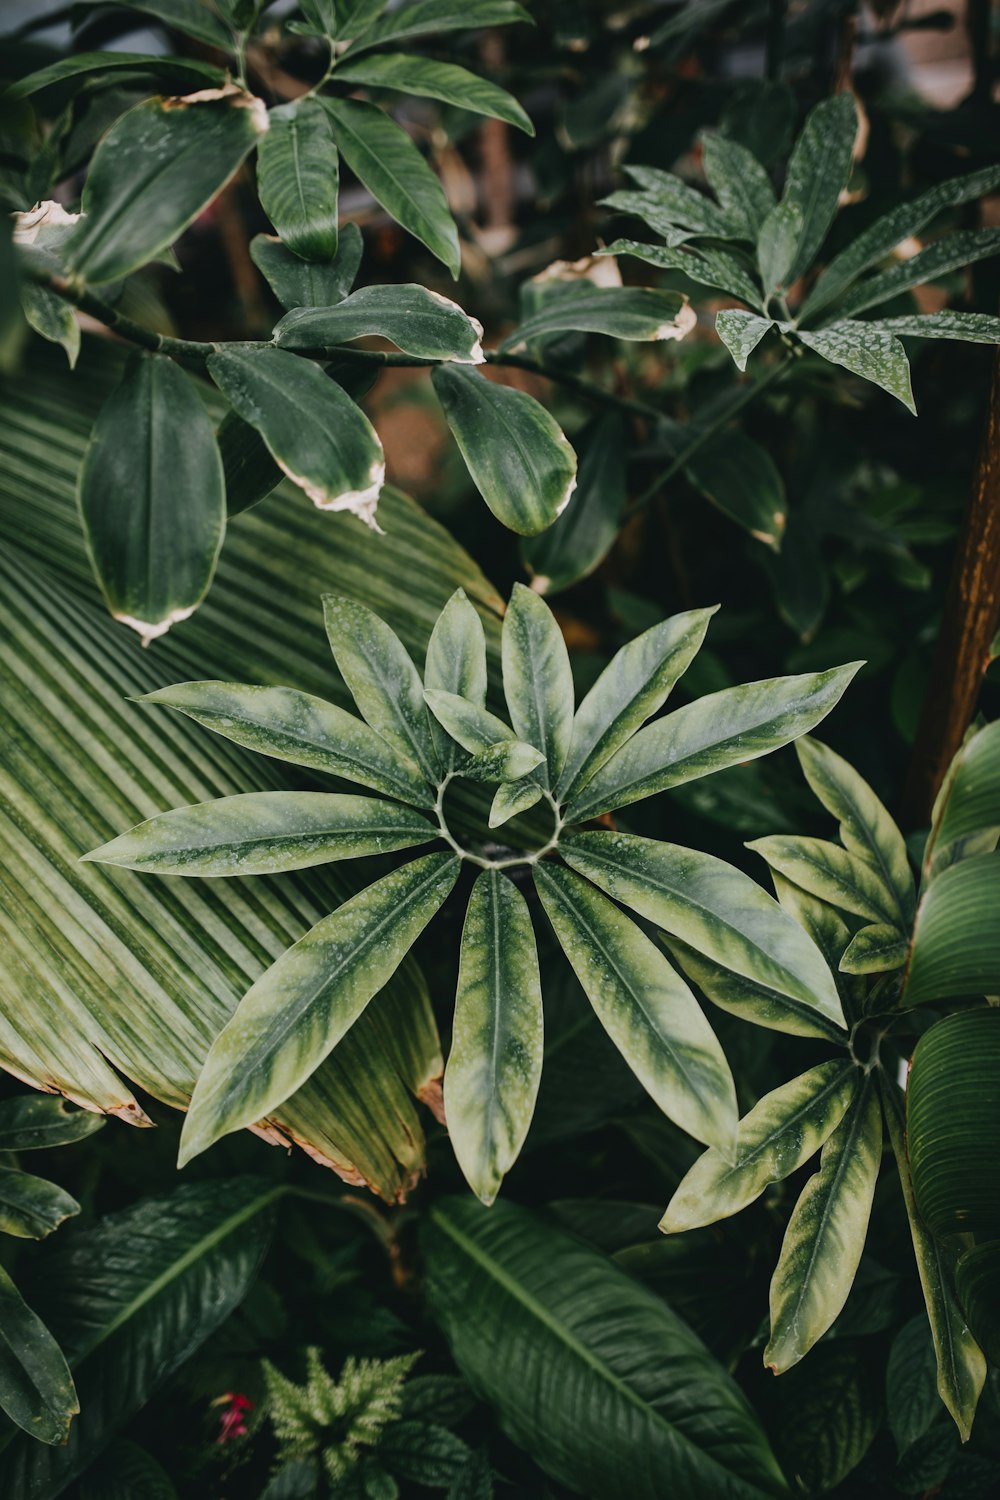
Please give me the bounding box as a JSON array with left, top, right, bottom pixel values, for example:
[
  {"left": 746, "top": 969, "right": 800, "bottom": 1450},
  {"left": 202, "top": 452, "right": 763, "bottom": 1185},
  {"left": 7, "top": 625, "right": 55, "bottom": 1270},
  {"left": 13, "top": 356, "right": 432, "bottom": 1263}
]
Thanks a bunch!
[{"left": 902, "top": 350, "right": 1000, "bottom": 826}]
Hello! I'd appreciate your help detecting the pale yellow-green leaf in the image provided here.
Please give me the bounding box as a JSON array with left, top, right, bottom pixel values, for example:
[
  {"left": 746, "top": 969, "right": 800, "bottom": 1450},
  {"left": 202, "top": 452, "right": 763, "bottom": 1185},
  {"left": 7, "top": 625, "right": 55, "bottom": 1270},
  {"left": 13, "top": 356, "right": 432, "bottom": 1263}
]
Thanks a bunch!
[
  {"left": 502, "top": 583, "right": 574, "bottom": 788},
  {"left": 747, "top": 835, "right": 899, "bottom": 926}
]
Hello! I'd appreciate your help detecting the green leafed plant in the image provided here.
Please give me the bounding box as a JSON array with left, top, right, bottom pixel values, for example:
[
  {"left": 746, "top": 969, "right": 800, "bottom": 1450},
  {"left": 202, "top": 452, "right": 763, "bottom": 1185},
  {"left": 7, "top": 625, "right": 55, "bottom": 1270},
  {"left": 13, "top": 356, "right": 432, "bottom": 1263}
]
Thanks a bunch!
[
  {"left": 661, "top": 719, "right": 1000, "bottom": 1441},
  {"left": 85, "top": 583, "right": 859, "bottom": 1203},
  {"left": 602, "top": 92, "right": 1000, "bottom": 411}
]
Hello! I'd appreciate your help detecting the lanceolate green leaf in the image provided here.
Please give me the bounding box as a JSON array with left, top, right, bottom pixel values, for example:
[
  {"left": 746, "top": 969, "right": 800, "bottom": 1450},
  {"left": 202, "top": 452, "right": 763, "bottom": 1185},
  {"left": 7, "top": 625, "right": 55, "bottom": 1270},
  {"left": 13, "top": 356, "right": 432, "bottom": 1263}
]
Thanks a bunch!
[
  {"left": 683, "top": 430, "right": 786, "bottom": 548},
  {"left": 445, "top": 871, "right": 543, "bottom": 1204},
  {"left": 499, "top": 286, "right": 694, "bottom": 351},
  {"left": 6, "top": 50, "right": 226, "bottom": 100},
  {"left": 800, "top": 165, "right": 1000, "bottom": 321},
  {"left": 0, "top": 1179, "right": 276, "bottom": 1495},
  {"left": 880, "top": 1077, "right": 986, "bottom": 1442},
  {"left": 321, "top": 97, "right": 460, "bottom": 277},
  {"left": 558, "top": 606, "right": 717, "bottom": 800},
  {"left": 78, "top": 351, "right": 225, "bottom": 644},
  {"left": 207, "top": 346, "right": 385, "bottom": 522},
  {"left": 661, "top": 1061, "right": 858, "bottom": 1232},
  {"left": 778, "top": 91, "right": 857, "bottom": 285},
  {"left": 614, "top": 164, "right": 739, "bottom": 237},
  {"left": 764, "top": 1080, "right": 882, "bottom": 1373},
  {"left": 343, "top": 0, "right": 532, "bottom": 55},
  {"left": 425, "top": 589, "right": 488, "bottom": 707},
  {"left": 137, "top": 680, "right": 434, "bottom": 807},
  {"left": 460, "top": 740, "right": 543, "bottom": 783},
  {"left": 251, "top": 224, "right": 363, "bottom": 310},
  {"left": 839, "top": 924, "right": 908, "bottom": 974},
  {"left": 562, "top": 832, "right": 846, "bottom": 1029},
  {"left": 423, "top": 1197, "right": 788, "bottom": 1500},
  {"left": 0, "top": 1097, "right": 105, "bottom": 1152},
  {"left": 715, "top": 311, "right": 775, "bottom": 372},
  {"left": 829, "top": 229, "right": 1000, "bottom": 322},
  {"left": 65, "top": 88, "right": 268, "bottom": 285},
  {"left": 74, "top": 0, "right": 232, "bottom": 47},
  {"left": 84, "top": 791, "right": 436, "bottom": 877},
  {"left": 567, "top": 664, "right": 861, "bottom": 822},
  {"left": 0, "top": 1263, "right": 77, "bottom": 1446},
  {"left": 256, "top": 98, "right": 340, "bottom": 262},
  {"left": 333, "top": 53, "right": 534, "bottom": 133},
  {"left": 0, "top": 1168, "right": 79, "bottom": 1240},
  {"left": 275, "top": 285, "right": 485, "bottom": 363},
  {"left": 605, "top": 241, "right": 764, "bottom": 310},
  {"left": 701, "top": 133, "right": 775, "bottom": 240},
  {"left": 664, "top": 936, "right": 847, "bottom": 1042},
  {"left": 795, "top": 737, "right": 914, "bottom": 928},
  {"left": 423, "top": 688, "right": 544, "bottom": 780},
  {"left": 502, "top": 584, "right": 574, "bottom": 787},
  {"left": 535, "top": 863, "right": 738, "bottom": 1153},
  {"left": 747, "top": 836, "right": 900, "bottom": 925},
  {"left": 179, "top": 852, "right": 460, "bottom": 1165},
  {"left": 431, "top": 366, "right": 578, "bottom": 536},
  {"left": 797, "top": 323, "right": 914, "bottom": 412},
  {"left": 489, "top": 780, "right": 543, "bottom": 829},
  {"left": 903, "top": 854, "right": 1000, "bottom": 1005},
  {"left": 875, "top": 311, "right": 1000, "bottom": 344},
  {"left": 19, "top": 281, "right": 80, "bottom": 369}
]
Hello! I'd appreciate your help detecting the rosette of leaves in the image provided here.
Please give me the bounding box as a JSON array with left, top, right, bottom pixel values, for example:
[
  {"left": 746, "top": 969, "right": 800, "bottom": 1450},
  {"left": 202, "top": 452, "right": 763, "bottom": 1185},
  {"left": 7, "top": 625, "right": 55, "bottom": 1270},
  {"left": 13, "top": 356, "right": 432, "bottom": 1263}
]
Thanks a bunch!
[
  {"left": 0, "top": 1094, "right": 104, "bottom": 1446},
  {"left": 86, "top": 583, "right": 859, "bottom": 1205},
  {"left": 660, "top": 719, "right": 1000, "bottom": 1443},
  {"left": 261, "top": 1349, "right": 485, "bottom": 1498},
  {"left": 602, "top": 91, "right": 1000, "bottom": 412}
]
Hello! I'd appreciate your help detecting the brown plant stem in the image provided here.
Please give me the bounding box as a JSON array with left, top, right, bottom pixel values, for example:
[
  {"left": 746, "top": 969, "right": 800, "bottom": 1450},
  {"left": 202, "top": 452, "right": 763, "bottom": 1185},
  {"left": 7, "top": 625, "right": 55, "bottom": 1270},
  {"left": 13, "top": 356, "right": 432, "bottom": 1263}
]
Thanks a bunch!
[{"left": 902, "top": 350, "right": 1000, "bottom": 827}]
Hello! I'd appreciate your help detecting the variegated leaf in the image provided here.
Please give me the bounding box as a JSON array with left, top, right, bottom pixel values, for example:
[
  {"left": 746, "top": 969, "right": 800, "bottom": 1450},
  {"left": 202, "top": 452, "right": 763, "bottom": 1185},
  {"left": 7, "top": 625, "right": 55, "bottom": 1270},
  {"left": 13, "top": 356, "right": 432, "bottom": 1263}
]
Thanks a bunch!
[
  {"left": 445, "top": 870, "right": 542, "bottom": 1203},
  {"left": 748, "top": 835, "right": 899, "bottom": 926},
  {"left": 502, "top": 584, "right": 574, "bottom": 788}
]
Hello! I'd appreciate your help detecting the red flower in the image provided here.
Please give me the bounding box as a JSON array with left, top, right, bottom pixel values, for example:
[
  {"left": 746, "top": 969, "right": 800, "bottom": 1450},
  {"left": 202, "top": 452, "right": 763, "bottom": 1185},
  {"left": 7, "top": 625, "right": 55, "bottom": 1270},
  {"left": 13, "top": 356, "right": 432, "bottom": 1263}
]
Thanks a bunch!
[{"left": 212, "top": 1391, "right": 255, "bottom": 1444}]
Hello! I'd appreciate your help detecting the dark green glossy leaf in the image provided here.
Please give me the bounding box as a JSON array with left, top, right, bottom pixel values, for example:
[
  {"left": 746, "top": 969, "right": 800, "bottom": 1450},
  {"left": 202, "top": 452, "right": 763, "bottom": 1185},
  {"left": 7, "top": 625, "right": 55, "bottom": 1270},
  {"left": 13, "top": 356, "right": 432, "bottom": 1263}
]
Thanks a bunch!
[
  {"left": 535, "top": 862, "right": 738, "bottom": 1153},
  {"left": 445, "top": 870, "right": 542, "bottom": 1203},
  {"left": 6, "top": 51, "right": 225, "bottom": 100},
  {"left": 138, "top": 679, "right": 434, "bottom": 807},
  {"left": 257, "top": 98, "right": 340, "bottom": 262},
  {"left": 322, "top": 97, "right": 460, "bottom": 277},
  {"left": 499, "top": 286, "right": 694, "bottom": 351},
  {"left": 0, "top": 1263, "right": 77, "bottom": 1447},
  {"left": 0, "top": 1179, "right": 276, "bottom": 1495},
  {"left": 84, "top": 791, "right": 437, "bottom": 876},
  {"left": 830, "top": 229, "right": 1000, "bottom": 322},
  {"left": 765, "top": 1080, "right": 882, "bottom": 1372},
  {"left": 0, "top": 1097, "right": 104, "bottom": 1152},
  {"left": 334, "top": 53, "right": 533, "bottom": 133},
  {"left": 73, "top": 0, "right": 232, "bottom": 46},
  {"left": 558, "top": 606, "right": 717, "bottom": 801},
  {"left": 562, "top": 832, "right": 846, "bottom": 1029},
  {"left": 432, "top": 366, "right": 577, "bottom": 536},
  {"left": 887, "top": 1315, "right": 941, "bottom": 1455},
  {"left": 925, "top": 720, "right": 1000, "bottom": 878},
  {"left": 683, "top": 430, "right": 786, "bottom": 548},
  {"left": 19, "top": 280, "right": 80, "bottom": 368},
  {"left": 65, "top": 87, "right": 267, "bottom": 285},
  {"left": 661, "top": 1060, "right": 857, "bottom": 1231},
  {"left": 80, "top": 1440, "right": 179, "bottom": 1500},
  {"left": 521, "top": 413, "right": 626, "bottom": 595},
  {"left": 0, "top": 1167, "right": 79, "bottom": 1240},
  {"left": 78, "top": 351, "right": 225, "bottom": 643},
  {"left": 423, "top": 1197, "right": 788, "bottom": 1500},
  {"left": 955, "top": 1243, "right": 1000, "bottom": 1365},
  {"left": 609, "top": 163, "right": 738, "bottom": 238},
  {"left": 769, "top": 1342, "right": 881, "bottom": 1495},
  {"left": 208, "top": 345, "right": 385, "bottom": 522},
  {"left": 604, "top": 241, "right": 764, "bottom": 309},
  {"left": 251, "top": 223, "right": 363, "bottom": 310},
  {"left": 275, "top": 284, "right": 485, "bottom": 362},
  {"left": 343, "top": 0, "right": 531, "bottom": 55},
  {"left": 179, "top": 852, "right": 460, "bottom": 1165},
  {"left": 567, "top": 664, "right": 861, "bottom": 822}
]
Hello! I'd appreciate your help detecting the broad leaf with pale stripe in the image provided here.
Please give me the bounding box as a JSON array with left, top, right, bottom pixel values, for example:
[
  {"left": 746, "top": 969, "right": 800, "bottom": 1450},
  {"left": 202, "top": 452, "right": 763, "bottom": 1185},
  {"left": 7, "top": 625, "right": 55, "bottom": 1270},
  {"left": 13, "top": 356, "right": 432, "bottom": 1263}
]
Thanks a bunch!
[
  {"left": 275, "top": 284, "right": 485, "bottom": 363},
  {"left": 84, "top": 791, "right": 436, "bottom": 877},
  {"left": 445, "top": 871, "right": 543, "bottom": 1204},
  {"left": 661, "top": 1061, "right": 858, "bottom": 1231},
  {"left": 903, "top": 855, "right": 1000, "bottom": 1005},
  {"left": 179, "top": 851, "right": 460, "bottom": 1165},
  {"left": 0, "top": 1168, "right": 80, "bottom": 1240},
  {"left": 501, "top": 583, "right": 574, "bottom": 788},
  {"left": 431, "top": 366, "right": 578, "bottom": 536},
  {"left": 535, "top": 862, "right": 738, "bottom": 1154},
  {"left": 138, "top": 680, "right": 434, "bottom": 807},
  {"left": 748, "top": 835, "right": 900, "bottom": 926},
  {"left": 567, "top": 664, "right": 861, "bottom": 821},
  {"left": 764, "top": 1079, "right": 882, "bottom": 1372}
]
